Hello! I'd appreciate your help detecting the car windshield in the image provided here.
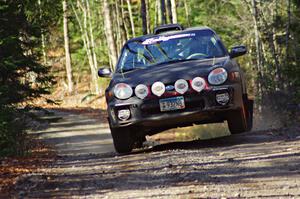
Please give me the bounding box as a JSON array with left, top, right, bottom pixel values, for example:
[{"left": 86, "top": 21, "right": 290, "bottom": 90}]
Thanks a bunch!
[{"left": 116, "top": 30, "right": 227, "bottom": 73}]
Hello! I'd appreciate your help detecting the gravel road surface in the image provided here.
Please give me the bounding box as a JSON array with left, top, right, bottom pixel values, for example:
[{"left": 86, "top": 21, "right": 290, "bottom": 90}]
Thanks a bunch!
[{"left": 14, "top": 111, "right": 300, "bottom": 198}]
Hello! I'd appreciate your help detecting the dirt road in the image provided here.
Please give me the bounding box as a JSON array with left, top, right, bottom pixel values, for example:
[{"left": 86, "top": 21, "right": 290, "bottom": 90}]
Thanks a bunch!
[{"left": 14, "top": 110, "right": 300, "bottom": 198}]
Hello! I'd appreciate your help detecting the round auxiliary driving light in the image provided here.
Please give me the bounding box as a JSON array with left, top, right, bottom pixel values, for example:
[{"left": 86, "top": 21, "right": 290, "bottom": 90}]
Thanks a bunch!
[
  {"left": 191, "top": 77, "right": 206, "bottom": 92},
  {"left": 117, "top": 109, "right": 131, "bottom": 121},
  {"left": 175, "top": 79, "right": 188, "bottom": 94},
  {"left": 135, "top": 84, "right": 149, "bottom": 99},
  {"left": 151, "top": 81, "right": 165, "bottom": 97}
]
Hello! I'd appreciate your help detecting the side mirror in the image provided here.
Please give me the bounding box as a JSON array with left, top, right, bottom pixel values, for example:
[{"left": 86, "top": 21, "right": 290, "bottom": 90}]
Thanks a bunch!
[
  {"left": 98, "top": 68, "right": 112, "bottom": 78},
  {"left": 230, "top": 45, "right": 247, "bottom": 58}
]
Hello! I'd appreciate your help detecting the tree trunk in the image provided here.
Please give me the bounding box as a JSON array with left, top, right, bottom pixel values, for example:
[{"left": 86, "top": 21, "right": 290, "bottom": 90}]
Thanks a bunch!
[
  {"left": 115, "top": 1, "right": 127, "bottom": 50},
  {"left": 114, "top": 1, "right": 121, "bottom": 53},
  {"left": 141, "top": 0, "right": 147, "bottom": 34},
  {"left": 82, "top": 1, "right": 97, "bottom": 93},
  {"left": 120, "top": 0, "right": 130, "bottom": 40},
  {"left": 156, "top": 0, "right": 161, "bottom": 25},
  {"left": 170, "top": 0, "right": 177, "bottom": 23},
  {"left": 72, "top": 1, "right": 99, "bottom": 93},
  {"left": 184, "top": 0, "right": 190, "bottom": 26},
  {"left": 271, "top": 30, "right": 281, "bottom": 90},
  {"left": 103, "top": 0, "right": 118, "bottom": 70},
  {"left": 251, "top": 0, "right": 262, "bottom": 69},
  {"left": 160, "top": 0, "right": 166, "bottom": 24},
  {"left": 166, "top": 0, "right": 172, "bottom": 24},
  {"left": 146, "top": 0, "right": 151, "bottom": 33},
  {"left": 38, "top": 0, "right": 47, "bottom": 65},
  {"left": 127, "top": 0, "right": 135, "bottom": 37},
  {"left": 86, "top": 0, "right": 99, "bottom": 93},
  {"left": 62, "top": 0, "right": 74, "bottom": 94},
  {"left": 270, "top": 7, "right": 281, "bottom": 90},
  {"left": 250, "top": 0, "right": 264, "bottom": 108},
  {"left": 286, "top": 0, "right": 291, "bottom": 65}
]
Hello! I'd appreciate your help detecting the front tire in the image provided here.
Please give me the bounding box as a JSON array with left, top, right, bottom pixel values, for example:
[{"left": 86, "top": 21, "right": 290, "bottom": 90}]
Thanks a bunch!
[
  {"left": 227, "top": 95, "right": 253, "bottom": 134},
  {"left": 110, "top": 127, "right": 134, "bottom": 154}
]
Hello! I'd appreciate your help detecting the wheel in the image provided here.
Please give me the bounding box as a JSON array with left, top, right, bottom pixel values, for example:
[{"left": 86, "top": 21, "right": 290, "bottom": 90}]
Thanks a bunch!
[
  {"left": 227, "top": 95, "right": 253, "bottom": 134},
  {"left": 110, "top": 127, "right": 134, "bottom": 153}
]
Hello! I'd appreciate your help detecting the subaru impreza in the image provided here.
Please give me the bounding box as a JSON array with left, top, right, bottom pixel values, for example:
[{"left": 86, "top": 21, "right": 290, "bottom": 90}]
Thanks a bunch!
[{"left": 98, "top": 24, "right": 253, "bottom": 153}]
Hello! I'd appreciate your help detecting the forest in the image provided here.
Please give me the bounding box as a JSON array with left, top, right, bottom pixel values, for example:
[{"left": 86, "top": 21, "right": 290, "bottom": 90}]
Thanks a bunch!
[{"left": 1, "top": 0, "right": 300, "bottom": 156}]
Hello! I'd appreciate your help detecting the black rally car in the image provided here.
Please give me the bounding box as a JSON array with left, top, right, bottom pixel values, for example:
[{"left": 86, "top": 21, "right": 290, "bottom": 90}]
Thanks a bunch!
[{"left": 98, "top": 24, "right": 253, "bottom": 153}]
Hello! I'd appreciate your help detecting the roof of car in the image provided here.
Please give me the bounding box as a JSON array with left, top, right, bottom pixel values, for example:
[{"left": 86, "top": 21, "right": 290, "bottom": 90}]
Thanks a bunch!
[{"left": 126, "top": 26, "right": 215, "bottom": 43}]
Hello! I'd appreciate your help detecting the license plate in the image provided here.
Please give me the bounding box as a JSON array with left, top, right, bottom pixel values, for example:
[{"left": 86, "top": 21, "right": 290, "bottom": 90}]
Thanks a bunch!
[{"left": 159, "top": 96, "right": 185, "bottom": 112}]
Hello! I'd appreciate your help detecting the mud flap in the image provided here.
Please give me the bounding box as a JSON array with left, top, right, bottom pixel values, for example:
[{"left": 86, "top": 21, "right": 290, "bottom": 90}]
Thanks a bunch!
[
  {"left": 243, "top": 94, "right": 254, "bottom": 131},
  {"left": 246, "top": 98, "right": 254, "bottom": 131},
  {"left": 228, "top": 94, "right": 253, "bottom": 134}
]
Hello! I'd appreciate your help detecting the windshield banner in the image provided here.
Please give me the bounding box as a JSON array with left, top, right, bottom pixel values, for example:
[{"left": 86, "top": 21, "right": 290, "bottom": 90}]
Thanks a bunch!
[{"left": 142, "top": 33, "right": 196, "bottom": 45}]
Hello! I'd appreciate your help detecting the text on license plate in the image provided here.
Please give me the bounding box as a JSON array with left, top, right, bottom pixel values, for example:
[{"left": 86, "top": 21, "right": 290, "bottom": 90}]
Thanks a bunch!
[{"left": 159, "top": 96, "right": 185, "bottom": 112}]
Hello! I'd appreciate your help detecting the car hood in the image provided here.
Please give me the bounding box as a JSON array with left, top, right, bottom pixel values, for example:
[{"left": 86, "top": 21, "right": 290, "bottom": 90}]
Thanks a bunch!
[{"left": 111, "top": 57, "right": 231, "bottom": 87}]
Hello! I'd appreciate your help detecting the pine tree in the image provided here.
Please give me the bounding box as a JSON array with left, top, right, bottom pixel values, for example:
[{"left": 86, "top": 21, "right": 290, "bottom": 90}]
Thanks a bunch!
[
  {"left": 0, "top": 0, "right": 50, "bottom": 107},
  {"left": 0, "top": 0, "right": 51, "bottom": 156}
]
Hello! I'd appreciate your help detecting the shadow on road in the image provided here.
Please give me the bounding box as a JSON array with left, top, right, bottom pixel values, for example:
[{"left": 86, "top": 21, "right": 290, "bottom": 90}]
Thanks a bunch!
[
  {"left": 18, "top": 128, "right": 300, "bottom": 198},
  {"left": 18, "top": 109, "right": 300, "bottom": 198}
]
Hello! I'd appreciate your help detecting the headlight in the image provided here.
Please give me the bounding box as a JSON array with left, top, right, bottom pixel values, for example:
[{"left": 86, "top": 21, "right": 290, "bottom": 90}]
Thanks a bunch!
[
  {"left": 135, "top": 84, "right": 149, "bottom": 99},
  {"left": 208, "top": 68, "right": 228, "bottom": 85},
  {"left": 113, "top": 83, "right": 133, "bottom": 99},
  {"left": 175, "top": 79, "right": 188, "bottom": 94},
  {"left": 151, "top": 81, "right": 165, "bottom": 97},
  {"left": 191, "top": 77, "right": 206, "bottom": 92}
]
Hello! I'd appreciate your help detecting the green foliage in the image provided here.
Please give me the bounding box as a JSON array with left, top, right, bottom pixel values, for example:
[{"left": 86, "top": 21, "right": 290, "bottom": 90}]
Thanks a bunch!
[
  {"left": 0, "top": 0, "right": 51, "bottom": 106},
  {"left": 27, "top": 0, "right": 299, "bottom": 104},
  {"left": 0, "top": 0, "right": 52, "bottom": 156}
]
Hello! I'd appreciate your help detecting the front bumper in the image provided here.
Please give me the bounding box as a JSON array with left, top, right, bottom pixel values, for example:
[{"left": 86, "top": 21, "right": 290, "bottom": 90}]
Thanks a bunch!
[{"left": 107, "top": 83, "right": 243, "bottom": 130}]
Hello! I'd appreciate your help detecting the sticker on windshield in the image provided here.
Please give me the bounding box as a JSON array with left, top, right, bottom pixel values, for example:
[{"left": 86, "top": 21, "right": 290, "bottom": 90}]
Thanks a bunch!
[{"left": 142, "top": 33, "right": 196, "bottom": 45}]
